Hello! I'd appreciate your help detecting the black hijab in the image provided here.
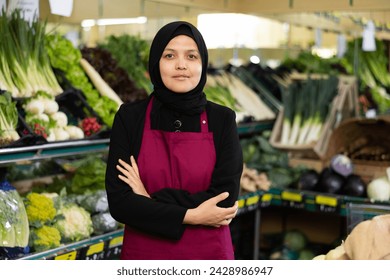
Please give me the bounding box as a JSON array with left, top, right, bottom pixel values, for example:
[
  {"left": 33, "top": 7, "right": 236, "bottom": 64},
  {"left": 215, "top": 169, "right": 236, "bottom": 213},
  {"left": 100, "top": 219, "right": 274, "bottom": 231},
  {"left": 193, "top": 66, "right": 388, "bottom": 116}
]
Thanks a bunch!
[{"left": 148, "top": 21, "right": 208, "bottom": 115}]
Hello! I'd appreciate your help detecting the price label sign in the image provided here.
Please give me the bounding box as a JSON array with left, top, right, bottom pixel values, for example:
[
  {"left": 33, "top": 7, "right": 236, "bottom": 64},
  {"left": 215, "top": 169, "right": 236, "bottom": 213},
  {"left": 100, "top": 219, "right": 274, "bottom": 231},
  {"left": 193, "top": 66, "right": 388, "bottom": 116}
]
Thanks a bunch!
[
  {"left": 54, "top": 250, "right": 77, "bottom": 260},
  {"left": 238, "top": 198, "right": 246, "bottom": 209},
  {"left": 104, "top": 236, "right": 123, "bottom": 260},
  {"left": 315, "top": 195, "right": 339, "bottom": 213},
  {"left": 236, "top": 198, "right": 247, "bottom": 215},
  {"left": 83, "top": 241, "right": 105, "bottom": 260},
  {"left": 260, "top": 193, "right": 273, "bottom": 207},
  {"left": 246, "top": 194, "right": 260, "bottom": 211},
  {"left": 281, "top": 191, "right": 305, "bottom": 209}
]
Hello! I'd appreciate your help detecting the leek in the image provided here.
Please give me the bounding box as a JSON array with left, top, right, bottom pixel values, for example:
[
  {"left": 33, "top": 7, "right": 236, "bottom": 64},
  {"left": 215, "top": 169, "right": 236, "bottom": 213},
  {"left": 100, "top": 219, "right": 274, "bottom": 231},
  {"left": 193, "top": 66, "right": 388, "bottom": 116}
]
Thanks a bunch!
[
  {"left": 277, "top": 75, "right": 339, "bottom": 146},
  {"left": 288, "top": 82, "right": 303, "bottom": 145},
  {"left": 305, "top": 76, "right": 339, "bottom": 143},
  {"left": 279, "top": 81, "right": 292, "bottom": 144},
  {"left": 0, "top": 9, "right": 62, "bottom": 97},
  {"left": 297, "top": 78, "right": 317, "bottom": 144}
]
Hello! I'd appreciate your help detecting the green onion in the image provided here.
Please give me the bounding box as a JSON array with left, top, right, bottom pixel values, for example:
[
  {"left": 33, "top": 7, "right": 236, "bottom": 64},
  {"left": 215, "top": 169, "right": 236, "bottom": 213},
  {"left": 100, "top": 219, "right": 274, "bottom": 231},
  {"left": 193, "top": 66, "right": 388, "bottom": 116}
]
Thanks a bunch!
[{"left": 0, "top": 9, "right": 62, "bottom": 98}]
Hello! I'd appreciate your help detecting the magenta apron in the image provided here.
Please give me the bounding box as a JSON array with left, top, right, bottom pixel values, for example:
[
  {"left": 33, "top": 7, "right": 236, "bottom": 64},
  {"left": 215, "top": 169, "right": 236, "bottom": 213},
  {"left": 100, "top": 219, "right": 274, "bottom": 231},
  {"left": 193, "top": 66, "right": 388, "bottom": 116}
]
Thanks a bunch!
[{"left": 120, "top": 97, "right": 234, "bottom": 260}]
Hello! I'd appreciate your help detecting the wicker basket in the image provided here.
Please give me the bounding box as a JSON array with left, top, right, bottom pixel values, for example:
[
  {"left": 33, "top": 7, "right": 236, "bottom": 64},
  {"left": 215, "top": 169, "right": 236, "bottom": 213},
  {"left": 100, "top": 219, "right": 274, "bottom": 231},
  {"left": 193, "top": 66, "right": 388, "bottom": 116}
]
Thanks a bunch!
[
  {"left": 324, "top": 116, "right": 390, "bottom": 183},
  {"left": 270, "top": 75, "right": 359, "bottom": 159}
]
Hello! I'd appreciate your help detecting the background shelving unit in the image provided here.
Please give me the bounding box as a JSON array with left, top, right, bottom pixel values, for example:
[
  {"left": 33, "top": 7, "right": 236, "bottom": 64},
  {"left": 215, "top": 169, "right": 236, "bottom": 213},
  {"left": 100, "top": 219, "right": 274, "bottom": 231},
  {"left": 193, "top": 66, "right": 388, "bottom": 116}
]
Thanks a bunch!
[{"left": 1, "top": 121, "right": 272, "bottom": 260}]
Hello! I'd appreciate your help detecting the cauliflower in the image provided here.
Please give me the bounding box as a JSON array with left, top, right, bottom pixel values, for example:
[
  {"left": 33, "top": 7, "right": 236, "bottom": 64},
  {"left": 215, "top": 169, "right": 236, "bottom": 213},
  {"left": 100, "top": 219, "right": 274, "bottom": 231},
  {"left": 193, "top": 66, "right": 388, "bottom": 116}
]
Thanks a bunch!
[
  {"left": 24, "top": 192, "right": 57, "bottom": 228},
  {"left": 54, "top": 203, "right": 93, "bottom": 242},
  {"left": 29, "top": 225, "right": 61, "bottom": 252}
]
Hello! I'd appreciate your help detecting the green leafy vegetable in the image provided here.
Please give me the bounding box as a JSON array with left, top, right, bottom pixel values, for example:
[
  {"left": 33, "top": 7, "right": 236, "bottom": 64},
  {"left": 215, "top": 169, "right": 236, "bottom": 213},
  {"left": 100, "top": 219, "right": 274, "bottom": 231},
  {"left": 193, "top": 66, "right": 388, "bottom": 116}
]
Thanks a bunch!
[
  {"left": 70, "top": 156, "right": 107, "bottom": 194},
  {"left": 45, "top": 33, "right": 117, "bottom": 126},
  {"left": 99, "top": 34, "right": 151, "bottom": 93}
]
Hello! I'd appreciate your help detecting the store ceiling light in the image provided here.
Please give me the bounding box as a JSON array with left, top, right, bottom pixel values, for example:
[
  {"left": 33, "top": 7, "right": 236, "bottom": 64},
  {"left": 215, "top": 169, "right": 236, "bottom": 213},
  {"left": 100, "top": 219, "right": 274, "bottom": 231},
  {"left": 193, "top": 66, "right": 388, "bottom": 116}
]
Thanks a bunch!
[{"left": 81, "top": 16, "right": 147, "bottom": 27}]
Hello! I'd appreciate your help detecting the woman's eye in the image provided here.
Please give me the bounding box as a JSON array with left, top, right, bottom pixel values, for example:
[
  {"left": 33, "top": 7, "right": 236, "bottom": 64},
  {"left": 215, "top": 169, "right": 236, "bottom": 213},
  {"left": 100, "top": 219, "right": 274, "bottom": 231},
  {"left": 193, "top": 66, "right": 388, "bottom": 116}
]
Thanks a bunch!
[
  {"left": 188, "top": 54, "right": 198, "bottom": 59},
  {"left": 164, "top": 53, "right": 174, "bottom": 59}
]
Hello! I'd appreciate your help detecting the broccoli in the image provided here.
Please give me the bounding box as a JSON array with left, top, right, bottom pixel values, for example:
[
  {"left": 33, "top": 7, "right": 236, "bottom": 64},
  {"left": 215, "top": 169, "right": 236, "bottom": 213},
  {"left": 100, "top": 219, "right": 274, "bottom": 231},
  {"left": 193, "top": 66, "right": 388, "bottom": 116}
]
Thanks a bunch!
[
  {"left": 24, "top": 192, "right": 57, "bottom": 228},
  {"left": 54, "top": 203, "right": 93, "bottom": 242},
  {"left": 0, "top": 181, "right": 30, "bottom": 248},
  {"left": 29, "top": 225, "right": 61, "bottom": 252}
]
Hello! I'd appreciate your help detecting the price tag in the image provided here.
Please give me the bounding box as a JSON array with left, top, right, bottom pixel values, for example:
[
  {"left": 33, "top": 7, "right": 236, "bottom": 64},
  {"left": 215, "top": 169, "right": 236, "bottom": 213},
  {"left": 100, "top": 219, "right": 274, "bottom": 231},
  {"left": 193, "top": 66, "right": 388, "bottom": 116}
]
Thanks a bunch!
[
  {"left": 79, "top": 241, "right": 105, "bottom": 260},
  {"left": 104, "top": 237, "right": 123, "bottom": 260},
  {"left": 238, "top": 198, "right": 246, "bottom": 209},
  {"left": 246, "top": 195, "right": 260, "bottom": 211},
  {"left": 315, "top": 195, "right": 339, "bottom": 213},
  {"left": 260, "top": 193, "right": 272, "bottom": 207},
  {"left": 281, "top": 191, "right": 305, "bottom": 209},
  {"left": 86, "top": 242, "right": 104, "bottom": 256},
  {"left": 246, "top": 195, "right": 260, "bottom": 206},
  {"left": 109, "top": 236, "right": 123, "bottom": 248},
  {"left": 54, "top": 251, "right": 77, "bottom": 260}
]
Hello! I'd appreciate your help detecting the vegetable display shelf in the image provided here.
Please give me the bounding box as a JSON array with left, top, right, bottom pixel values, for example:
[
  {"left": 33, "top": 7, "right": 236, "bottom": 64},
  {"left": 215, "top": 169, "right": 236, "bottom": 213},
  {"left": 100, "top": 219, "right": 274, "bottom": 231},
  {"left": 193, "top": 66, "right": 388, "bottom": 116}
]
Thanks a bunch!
[
  {"left": 19, "top": 229, "right": 124, "bottom": 260},
  {"left": 263, "top": 188, "right": 390, "bottom": 216},
  {"left": 0, "top": 138, "right": 110, "bottom": 165},
  {"left": 0, "top": 122, "right": 270, "bottom": 165},
  {"left": 229, "top": 66, "right": 282, "bottom": 114},
  {"left": 17, "top": 192, "right": 263, "bottom": 260},
  {"left": 237, "top": 120, "right": 274, "bottom": 136}
]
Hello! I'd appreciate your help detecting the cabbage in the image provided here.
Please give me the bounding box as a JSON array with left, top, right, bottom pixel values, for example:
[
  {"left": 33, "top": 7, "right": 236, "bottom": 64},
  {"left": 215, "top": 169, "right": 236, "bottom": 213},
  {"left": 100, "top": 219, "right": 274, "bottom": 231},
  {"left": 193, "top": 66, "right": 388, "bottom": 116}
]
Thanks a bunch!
[{"left": 283, "top": 230, "right": 307, "bottom": 252}]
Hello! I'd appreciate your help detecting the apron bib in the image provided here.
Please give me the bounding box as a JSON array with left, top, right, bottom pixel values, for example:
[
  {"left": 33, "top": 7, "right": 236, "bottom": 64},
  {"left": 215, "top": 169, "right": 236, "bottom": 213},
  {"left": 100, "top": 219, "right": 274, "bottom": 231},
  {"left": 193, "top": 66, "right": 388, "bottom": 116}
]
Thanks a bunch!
[{"left": 120, "top": 97, "right": 234, "bottom": 260}]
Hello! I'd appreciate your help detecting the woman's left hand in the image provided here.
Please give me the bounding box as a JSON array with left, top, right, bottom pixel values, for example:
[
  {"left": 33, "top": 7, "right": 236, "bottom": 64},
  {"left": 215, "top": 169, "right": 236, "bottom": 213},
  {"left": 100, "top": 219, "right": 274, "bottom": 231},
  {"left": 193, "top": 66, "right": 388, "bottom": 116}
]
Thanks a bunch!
[{"left": 117, "top": 156, "right": 150, "bottom": 198}]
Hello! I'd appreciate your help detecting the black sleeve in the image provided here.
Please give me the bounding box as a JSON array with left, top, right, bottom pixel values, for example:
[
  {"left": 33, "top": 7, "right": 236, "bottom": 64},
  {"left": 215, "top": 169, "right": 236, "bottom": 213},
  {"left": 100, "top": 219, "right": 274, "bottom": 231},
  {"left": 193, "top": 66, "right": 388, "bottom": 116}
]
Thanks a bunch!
[
  {"left": 151, "top": 108, "right": 243, "bottom": 208},
  {"left": 105, "top": 104, "right": 187, "bottom": 240}
]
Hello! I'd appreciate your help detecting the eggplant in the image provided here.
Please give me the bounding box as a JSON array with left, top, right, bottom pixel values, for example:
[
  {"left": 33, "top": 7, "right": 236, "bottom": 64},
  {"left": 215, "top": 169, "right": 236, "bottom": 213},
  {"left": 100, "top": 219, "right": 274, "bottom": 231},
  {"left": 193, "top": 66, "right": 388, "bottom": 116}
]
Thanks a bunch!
[
  {"left": 342, "top": 174, "right": 366, "bottom": 197},
  {"left": 330, "top": 154, "right": 354, "bottom": 177},
  {"left": 297, "top": 169, "right": 319, "bottom": 191},
  {"left": 317, "top": 167, "right": 345, "bottom": 194}
]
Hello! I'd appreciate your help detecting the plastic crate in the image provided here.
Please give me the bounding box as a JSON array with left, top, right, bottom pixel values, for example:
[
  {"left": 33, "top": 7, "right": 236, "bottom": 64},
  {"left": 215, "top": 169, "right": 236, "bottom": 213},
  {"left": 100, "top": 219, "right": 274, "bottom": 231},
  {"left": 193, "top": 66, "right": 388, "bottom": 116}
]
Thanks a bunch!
[{"left": 0, "top": 91, "right": 46, "bottom": 148}]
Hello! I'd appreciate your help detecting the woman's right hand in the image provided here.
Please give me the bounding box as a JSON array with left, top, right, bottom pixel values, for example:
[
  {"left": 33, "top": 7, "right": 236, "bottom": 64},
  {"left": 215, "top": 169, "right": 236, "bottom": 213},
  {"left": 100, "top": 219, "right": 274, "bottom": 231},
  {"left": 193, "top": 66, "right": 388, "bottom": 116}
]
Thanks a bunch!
[{"left": 183, "top": 192, "right": 238, "bottom": 227}]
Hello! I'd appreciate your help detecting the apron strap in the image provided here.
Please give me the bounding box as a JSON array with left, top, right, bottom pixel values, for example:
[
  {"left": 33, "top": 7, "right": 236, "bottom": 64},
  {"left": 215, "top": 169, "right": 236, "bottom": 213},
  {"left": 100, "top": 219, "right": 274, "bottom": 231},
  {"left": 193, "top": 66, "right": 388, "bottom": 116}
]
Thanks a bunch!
[
  {"left": 144, "top": 96, "right": 153, "bottom": 130},
  {"left": 145, "top": 96, "right": 209, "bottom": 132}
]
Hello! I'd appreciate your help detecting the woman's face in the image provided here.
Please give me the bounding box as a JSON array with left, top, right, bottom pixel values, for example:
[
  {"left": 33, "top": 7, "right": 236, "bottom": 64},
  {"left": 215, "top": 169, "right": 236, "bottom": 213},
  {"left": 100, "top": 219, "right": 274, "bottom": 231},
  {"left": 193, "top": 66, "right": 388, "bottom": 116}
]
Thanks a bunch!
[{"left": 159, "top": 35, "right": 202, "bottom": 93}]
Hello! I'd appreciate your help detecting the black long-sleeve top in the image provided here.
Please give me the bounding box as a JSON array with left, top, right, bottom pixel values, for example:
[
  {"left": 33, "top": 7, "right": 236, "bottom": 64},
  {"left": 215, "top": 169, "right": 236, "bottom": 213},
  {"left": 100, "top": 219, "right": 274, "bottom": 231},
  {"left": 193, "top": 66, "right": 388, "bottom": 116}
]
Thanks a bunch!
[{"left": 105, "top": 95, "right": 243, "bottom": 240}]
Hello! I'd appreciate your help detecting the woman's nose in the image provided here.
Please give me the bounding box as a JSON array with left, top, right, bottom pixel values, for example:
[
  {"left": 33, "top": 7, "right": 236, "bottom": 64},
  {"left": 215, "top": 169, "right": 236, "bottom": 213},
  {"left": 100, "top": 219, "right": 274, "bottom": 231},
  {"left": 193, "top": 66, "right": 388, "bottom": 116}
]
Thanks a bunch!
[{"left": 176, "top": 58, "right": 187, "bottom": 70}]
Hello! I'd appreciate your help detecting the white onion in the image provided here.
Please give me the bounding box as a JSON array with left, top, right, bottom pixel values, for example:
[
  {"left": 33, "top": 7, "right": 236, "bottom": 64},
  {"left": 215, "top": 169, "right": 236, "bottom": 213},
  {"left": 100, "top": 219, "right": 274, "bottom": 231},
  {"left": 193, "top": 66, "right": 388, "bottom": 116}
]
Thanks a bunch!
[{"left": 367, "top": 177, "right": 390, "bottom": 201}]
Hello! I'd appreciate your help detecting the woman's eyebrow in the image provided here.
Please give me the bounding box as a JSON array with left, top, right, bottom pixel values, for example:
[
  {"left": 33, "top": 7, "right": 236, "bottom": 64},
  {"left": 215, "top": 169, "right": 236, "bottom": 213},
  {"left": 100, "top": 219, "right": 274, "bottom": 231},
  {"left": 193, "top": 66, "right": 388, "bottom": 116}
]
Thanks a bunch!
[{"left": 163, "top": 48, "right": 199, "bottom": 53}]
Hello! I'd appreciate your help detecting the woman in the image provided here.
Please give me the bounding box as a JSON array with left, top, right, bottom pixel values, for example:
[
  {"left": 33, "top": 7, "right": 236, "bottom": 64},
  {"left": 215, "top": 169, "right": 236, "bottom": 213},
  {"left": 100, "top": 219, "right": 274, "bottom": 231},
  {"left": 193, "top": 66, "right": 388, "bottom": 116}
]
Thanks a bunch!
[{"left": 105, "top": 21, "right": 243, "bottom": 260}]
